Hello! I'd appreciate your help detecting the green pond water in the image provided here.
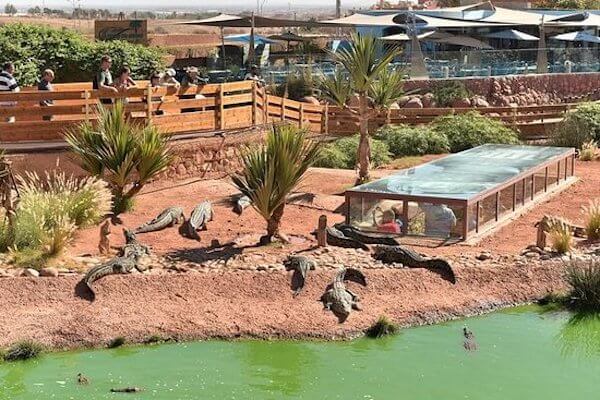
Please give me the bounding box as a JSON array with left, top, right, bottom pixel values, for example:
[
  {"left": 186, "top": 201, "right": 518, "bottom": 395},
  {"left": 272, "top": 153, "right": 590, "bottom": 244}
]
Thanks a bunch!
[{"left": 2, "top": 306, "right": 600, "bottom": 400}]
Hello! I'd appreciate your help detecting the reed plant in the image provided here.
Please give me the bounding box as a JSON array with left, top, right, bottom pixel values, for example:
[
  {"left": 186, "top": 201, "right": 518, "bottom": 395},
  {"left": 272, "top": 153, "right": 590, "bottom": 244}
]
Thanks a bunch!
[
  {"left": 582, "top": 199, "right": 600, "bottom": 241},
  {"left": 549, "top": 220, "right": 573, "bottom": 254},
  {"left": 366, "top": 316, "right": 399, "bottom": 338},
  {"left": 566, "top": 259, "right": 600, "bottom": 311},
  {"left": 3, "top": 340, "right": 43, "bottom": 362},
  {"left": 579, "top": 140, "right": 598, "bottom": 161}
]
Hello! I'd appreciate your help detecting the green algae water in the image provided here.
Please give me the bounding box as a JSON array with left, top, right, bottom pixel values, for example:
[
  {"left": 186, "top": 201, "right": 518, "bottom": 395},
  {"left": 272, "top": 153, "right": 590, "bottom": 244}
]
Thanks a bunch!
[{"left": 2, "top": 306, "right": 600, "bottom": 400}]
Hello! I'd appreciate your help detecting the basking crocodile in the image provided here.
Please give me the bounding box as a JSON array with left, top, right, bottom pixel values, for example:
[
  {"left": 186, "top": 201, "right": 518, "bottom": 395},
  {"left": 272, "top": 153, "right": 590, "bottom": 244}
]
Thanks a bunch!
[
  {"left": 334, "top": 223, "right": 399, "bottom": 246},
  {"left": 283, "top": 255, "right": 316, "bottom": 296},
  {"left": 321, "top": 268, "right": 367, "bottom": 322},
  {"left": 323, "top": 226, "right": 370, "bottom": 251},
  {"left": 233, "top": 195, "right": 251, "bottom": 215},
  {"left": 132, "top": 206, "right": 184, "bottom": 234},
  {"left": 82, "top": 230, "right": 150, "bottom": 297},
  {"left": 463, "top": 326, "right": 478, "bottom": 351},
  {"left": 372, "top": 245, "right": 457, "bottom": 284},
  {"left": 185, "top": 201, "right": 213, "bottom": 240}
]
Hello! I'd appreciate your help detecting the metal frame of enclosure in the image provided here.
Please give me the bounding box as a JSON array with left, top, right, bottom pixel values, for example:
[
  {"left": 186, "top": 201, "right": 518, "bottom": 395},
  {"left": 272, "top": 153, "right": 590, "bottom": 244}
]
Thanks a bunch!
[{"left": 344, "top": 145, "right": 576, "bottom": 241}]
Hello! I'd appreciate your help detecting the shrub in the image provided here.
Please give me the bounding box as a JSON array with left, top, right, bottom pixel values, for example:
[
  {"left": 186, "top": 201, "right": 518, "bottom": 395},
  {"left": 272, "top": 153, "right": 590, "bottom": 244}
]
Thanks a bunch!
[
  {"left": 432, "top": 111, "right": 520, "bottom": 153},
  {"left": 549, "top": 220, "right": 573, "bottom": 254},
  {"left": 3, "top": 341, "right": 43, "bottom": 361},
  {"left": 366, "top": 316, "right": 399, "bottom": 338},
  {"left": 275, "top": 74, "right": 313, "bottom": 101},
  {"left": 432, "top": 81, "right": 470, "bottom": 107},
  {"left": 108, "top": 337, "right": 126, "bottom": 348},
  {"left": 566, "top": 259, "right": 600, "bottom": 311},
  {"left": 583, "top": 199, "right": 600, "bottom": 241},
  {"left": 0, "top": 23, "right": 165, "bottom": 86},
  {"left": 315, "top": 135, "right": 391, "bottom": 169},
  {"left": 552, "top": 102, "right": 600, "bottom": 149},
  {"left": 579, "top": 140, "right": 598, "bottom": 161},
  {"left": 376, "top": 124, "right": 449, "bottom": 157},
  {"left": 65, "top": 101, "right": 173, "bottom": 214},
  {"left": 143, "top": 335, "right": 166, "bottom": 344}
]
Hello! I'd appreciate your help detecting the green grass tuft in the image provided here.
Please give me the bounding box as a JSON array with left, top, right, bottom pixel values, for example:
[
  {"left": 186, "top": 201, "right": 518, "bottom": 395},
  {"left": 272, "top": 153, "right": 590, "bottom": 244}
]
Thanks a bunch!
[
  {"left": 3, "top": 340, "right": 43, "bottom": 362},
  {"left": 366, "top": 316, "right": 399, "bottom": 338},
  {"left": 566, "top": 259, "right": 600, "bottom": 311},
  {"left": 107, "top": 336, "right": 126, "bottom": 349}
]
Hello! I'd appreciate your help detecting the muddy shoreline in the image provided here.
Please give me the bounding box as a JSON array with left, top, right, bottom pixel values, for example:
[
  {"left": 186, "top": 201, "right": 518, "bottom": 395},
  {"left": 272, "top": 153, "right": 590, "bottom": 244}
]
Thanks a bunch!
[{"left": 0, "top": 259, "right": 567, "bottom": 351}]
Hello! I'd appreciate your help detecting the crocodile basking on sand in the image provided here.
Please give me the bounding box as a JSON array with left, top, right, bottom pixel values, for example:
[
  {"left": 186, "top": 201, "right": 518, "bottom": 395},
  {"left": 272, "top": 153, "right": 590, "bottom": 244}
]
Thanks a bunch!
[
  {"left": 132, "top": 206, "right": 184, "bottom": 234},
  {"left": 185, "top": 201, "right": 213, "bottom": 240},
  {"left": 321, "top": 267, "right": 367, "bottom": 322},
  {"left": 372, "top": 245, "right": 457, "bottom": 284},
  {"left": 323, "top": 226, "right": 370, "bottom": 251},
  {"left": 82, "top": 230, "right": 150, "bottom": 297},
  {"left": 334, "top": 223, "right": 399, "bottom": 246},
  {"left": 283, "top": 255, "right": 316, "bottom": 296}
]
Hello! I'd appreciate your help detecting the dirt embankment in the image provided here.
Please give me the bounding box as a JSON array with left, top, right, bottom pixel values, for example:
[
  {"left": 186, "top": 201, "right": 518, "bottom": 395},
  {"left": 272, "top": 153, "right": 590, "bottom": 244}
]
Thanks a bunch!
[{"left": 0, "top": 259, "right": 566, "bottom": 350}]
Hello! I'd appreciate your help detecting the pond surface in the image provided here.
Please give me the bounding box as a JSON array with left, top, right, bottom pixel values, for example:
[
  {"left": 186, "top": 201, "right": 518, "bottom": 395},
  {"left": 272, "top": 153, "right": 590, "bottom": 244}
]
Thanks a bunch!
[{"left": 2, "top": 306, "right": 600, "bottom": 399}]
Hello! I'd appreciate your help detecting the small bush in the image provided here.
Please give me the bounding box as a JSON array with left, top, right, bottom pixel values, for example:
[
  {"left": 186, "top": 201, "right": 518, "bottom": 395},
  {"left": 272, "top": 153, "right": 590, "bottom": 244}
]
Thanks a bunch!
[
  {"left": 3, "top": 341, "right": 43, "bottom": 362},
  {"left": 432, "top": 81, "right": 470, "bottom": 107},
  {"left": 552, "top": 102, "right": 600, "bottom": 149},
  {"left": 566, "top": 259, "right": 600, "bottom": 311},
  {"left": 108, "top": 337, "right": 126, "bottom": 348},
  {"left": 583, "top": 199, "right": 600, "bottom": 241},
  {"left": 376, "top": 124, "right": 449, "bottom": 157},
  {"left": 275, "top": 74, "right": 313, "bottom": 101},
  {"left": 366, "top": 316, "right": 399, "bottom": 338},
  {"left": 432, "top": 112, "right": 520, "bottom": 153},
  {"left": 579, "top": 140, "right": 598, "bottom": 161},
  {"left": 315, "top": 135, "right": 391, "bottom": 169},
  {"left": 549, "top": 220, "right": 573, "bottom": 254},
  {"left": 143, "top": 335, "right": 165, "bottom": 344}
]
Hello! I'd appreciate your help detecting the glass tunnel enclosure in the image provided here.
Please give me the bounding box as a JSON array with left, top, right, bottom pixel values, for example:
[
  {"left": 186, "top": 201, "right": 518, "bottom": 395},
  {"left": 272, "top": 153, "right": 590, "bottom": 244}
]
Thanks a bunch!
[{"left": 345, "top": 145, "right": 576, "bottom": 241}]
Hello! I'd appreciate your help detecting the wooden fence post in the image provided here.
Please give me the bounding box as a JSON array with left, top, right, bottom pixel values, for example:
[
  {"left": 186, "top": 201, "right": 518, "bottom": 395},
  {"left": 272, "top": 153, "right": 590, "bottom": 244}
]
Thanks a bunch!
[
  {"left": 263, "top": 87, "right": 269, "bottom": 124},
  {"left": 146, "top": 85, "right": 153, "bottom": 123},
  {"left": 84, "top": 90, "right": 90, "bottom": 122},
  {"left": 299, "top": 103, "right": 304, "bottom": 128},
  {"left": 317, "top": 215, "right": 328, "bottom": 247},
  {"left": 322, "top": 103, "right": 329, "bottom": 134},
  {"left": 251, "top": 82, "right": 257, "bottom": 126},
  {"left": 217, "top": 84, "right": 225, "bottom": 130},
  {"left": 281, "top": 97, "right": 286, "bottom": 121}
]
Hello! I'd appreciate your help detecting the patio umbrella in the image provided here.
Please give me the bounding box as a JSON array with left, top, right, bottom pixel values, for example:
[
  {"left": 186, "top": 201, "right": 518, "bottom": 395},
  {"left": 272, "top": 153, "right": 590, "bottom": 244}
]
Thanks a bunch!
[
  {"left": 484, "top": 29, "right": 539, "bottom": 41},
  {"left": 550, "top": 30, "right": 600, "bottom": 44},
  {"left": 537, "top": 17, "right": 548, "bottom": 74}
]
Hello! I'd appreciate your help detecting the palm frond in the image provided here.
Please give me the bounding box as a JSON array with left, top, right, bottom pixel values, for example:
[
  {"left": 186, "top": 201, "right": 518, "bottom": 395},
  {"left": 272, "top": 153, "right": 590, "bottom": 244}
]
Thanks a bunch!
[
  {"left": 369, "top": 67, "right": 405, "bottom": 109},
  {"left": 318, "top": 69, "right": 353, "bottom": 108}
]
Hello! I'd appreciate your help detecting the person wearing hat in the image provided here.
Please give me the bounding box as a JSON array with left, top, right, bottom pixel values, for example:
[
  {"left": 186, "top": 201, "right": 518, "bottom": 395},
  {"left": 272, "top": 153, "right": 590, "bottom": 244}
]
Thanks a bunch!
[
  {"left": 159, "top": 68, "right": 180, "bottom": 89},
  {"left": 181, "top": 66, "right": 208, "bottom": 87},
  {"left": 244, "top": 65, "right": 264, "bottom": 87},
  {"left": 93, "top": 55, "right": 118, "bottom": 105}
]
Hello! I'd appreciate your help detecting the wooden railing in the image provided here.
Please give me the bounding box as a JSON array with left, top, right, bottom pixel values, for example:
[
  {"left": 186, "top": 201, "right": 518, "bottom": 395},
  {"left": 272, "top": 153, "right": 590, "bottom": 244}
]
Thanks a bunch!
[
  {"left": 0, "top": 81, "right": 327, "bottom": 143},
  {"left": 0, "top": 80, "right": 579, "bottom": 144}
]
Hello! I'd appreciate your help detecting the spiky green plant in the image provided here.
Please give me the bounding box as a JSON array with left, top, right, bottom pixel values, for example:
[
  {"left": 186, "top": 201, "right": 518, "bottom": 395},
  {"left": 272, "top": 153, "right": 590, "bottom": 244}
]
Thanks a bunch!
[
  {"left": 566, "top": 259, "right": 600, "bottom": 311},
  {"left": 549, "top": 220, "right": 573, "bottom": 254},
  {"left": 232, "top": 125, "right": 321, "bottom": 244},
  {"left": 65, "top": 101, "right": 173, "bottom": 214},
  {"left": 319, "top": 34, "right": 403, "bottom": 183},
  {"left": 366, "top": 316, "right": 399, "bottom": 338},
  {"left": 583, "top": 199, "right": 600, "bottom": 241},
  {"left": 580, "top": 140, "right": 598, "bottom": 162},
  {"left": 3, "top": 340, "right": 43, "bottom": 362}
]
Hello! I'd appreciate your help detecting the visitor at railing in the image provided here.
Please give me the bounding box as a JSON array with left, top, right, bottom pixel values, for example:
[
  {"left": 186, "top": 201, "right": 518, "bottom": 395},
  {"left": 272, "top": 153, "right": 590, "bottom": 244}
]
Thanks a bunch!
[
  {"left": 180, "top": 67, "right": 208, "bottom": 113},
  {"left": 245, "top": 65, "right": 265, "bottom": 87},
  {"left": 113, "top": 66, "right": 137, "bottom": 107},
  {"left": 148, "top": 72, "right": 166, "bottom": 116},
  {"left": 93, "top": 55, "right": 118, "bottom": 105},
  {"left": 159, "top": 68, "right": 181, "bottom": 89},
  {"left": 0, "top": 62, "right": 20, "bottom": 123},
  {"left": 38, "top": 69, "right": 55, "bottom": 121}
]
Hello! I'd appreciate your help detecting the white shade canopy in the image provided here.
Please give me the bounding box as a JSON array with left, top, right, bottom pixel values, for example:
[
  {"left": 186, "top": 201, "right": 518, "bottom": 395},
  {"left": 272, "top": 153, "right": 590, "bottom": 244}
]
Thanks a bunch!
[
  {"left": 485, "top": 29, "right": 539, "bottom": 41},
  {"left": 381, "top": 30, "right": 493, "bottom": 49},
  {"left": 551, "top": 30, "right": 600, "bottom": 44}
]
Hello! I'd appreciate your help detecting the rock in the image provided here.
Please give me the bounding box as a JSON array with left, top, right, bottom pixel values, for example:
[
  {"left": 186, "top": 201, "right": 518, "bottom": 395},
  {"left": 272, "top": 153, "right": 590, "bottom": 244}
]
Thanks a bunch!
[
  {"left": 404, "top": 97, "right": 423, "bottom": 109},
  {"left": 39, "top": 267, "right": 59, "bottom": 277},
  {"left": 389, "top": 101, "right": 400, "bottom": 110},
  {"left": 397, "top": 96, "right": 411, "bottom": 107},
  {"left": 176, "top": 164, "right": 187, "bottom": 176},
  {"left": 0, "top": 268, "right": 9, "bottom": 278},
  {"left": 472, "top": 96, "right": 489, "bottom": 107},
  {"left": 421, "top": 93, "right": 435, "bottom": 108},
  {"left": 451, "top": 98, "right": 471, "bottom": 108},
  {"left": 22, "top": 268, "right": 40, "bottom": 277},
  {"left": 476, "top": 252, "right": 492, "bottom": 261},
  {"left": 301, "top": 96, "right": 320, "bottom": 105}
]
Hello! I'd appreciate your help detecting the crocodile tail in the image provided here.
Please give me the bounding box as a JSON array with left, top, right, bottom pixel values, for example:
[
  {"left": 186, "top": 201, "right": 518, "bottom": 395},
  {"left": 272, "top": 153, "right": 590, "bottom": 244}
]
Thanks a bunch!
[
  {"left": 82, "top": 263, "right": 116, "bottom": 291},
  {"left": 335, "top": 267, "right": 367, "bottom": 286},
  {"left": 425, "top": 259, "right": 457, "bottom": 284}
]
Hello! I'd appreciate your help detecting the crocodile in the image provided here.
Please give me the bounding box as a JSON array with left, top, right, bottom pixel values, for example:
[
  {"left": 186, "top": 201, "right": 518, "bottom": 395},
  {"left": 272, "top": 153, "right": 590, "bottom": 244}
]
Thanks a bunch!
[
  {"left": 372, "top": 245, "right": 456, "bottom": 284},
  {"left": 132, "top": 206, "right": 184, "bottom": 234},
  {"left": 185, "top": 201, "right": 213, "bottom": 240},
  {"left": 334, "top": 223, "right": 399, "bottom": 246},
  {"left": 82, "top": 230, "right": 150, "bottom": 298},
  {"left": 233, "top": 195, "right": 251, "bottom": 215},
  {"left": 322, "top": 226, "right": 370, "bottom": 251},
  {"left": 321, "top": 268, "right": 367, "bottom": 322},
  {"left": 462, "top": 326, "right": 478, "bottom": 351},
  {"left": 283, "top": 255, "right": 316, "bottom": 296},
  {"left": 111, "top": 387, "right": 142, "bottom": 393}
]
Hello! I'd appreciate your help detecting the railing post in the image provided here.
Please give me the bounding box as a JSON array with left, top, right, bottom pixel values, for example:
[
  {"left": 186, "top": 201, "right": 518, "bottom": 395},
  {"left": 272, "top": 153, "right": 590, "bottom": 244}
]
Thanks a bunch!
[
  {"left": 322, "top": 103, "right": 329, "bottom": 134},
  {"left": 218, "top": 84, "right": 225, "bottom": 130},
  {"left": 146, "top": 85, "right": 153, "bottom": 123},
  {"left": 299, "top": 103, "right": 304, "bottom": 128},
  {"left": 251, "top": 82, "right": 257, "bottom": 126},
  {"left": 263, "top": 87, "right": 268, "bottom": 123},
  {"left": 281, "top": 97, "right": 286, "bottom": 121},
  {"left": 84, "top": 89, "right": 90, "bottom": 122}
]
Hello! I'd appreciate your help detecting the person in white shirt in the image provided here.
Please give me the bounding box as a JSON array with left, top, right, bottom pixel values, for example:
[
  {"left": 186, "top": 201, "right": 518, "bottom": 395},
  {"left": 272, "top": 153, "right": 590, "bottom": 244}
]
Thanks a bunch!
[{"left": 0, "top": 62, "right": 20, "bottom": 123}]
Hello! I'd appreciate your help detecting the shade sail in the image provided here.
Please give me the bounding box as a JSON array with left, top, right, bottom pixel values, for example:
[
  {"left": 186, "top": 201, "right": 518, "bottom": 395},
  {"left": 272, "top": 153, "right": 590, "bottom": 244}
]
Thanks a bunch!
[
  {"left": 546, "top": 12, "right": 600, "bottom": 28},
  {"left": 381, "top": 30, "right": 493, "bottom": 49},
  {"left": 380, "top": 31, "right": 436, "bottom": 41},
  {"left": 550, "top": 30, "right": 600, "bottom": 44},
  {"left": 393, "top": 13, "right": 507, "bottom": 28},
  {"left": 485, "top": 29, "right": 539, "bottom": 41},
  {"left": 319, "top": 13, "right": 398, "bottom": 27},
  {"left": 225, "top": 34, "right": 276, "bottom": 45},
  {"left": 175, "top": 13, "right": 322, "bottom": 28},
  {"left": 268, "top": 32, "right": 312, "bottom": 42}
]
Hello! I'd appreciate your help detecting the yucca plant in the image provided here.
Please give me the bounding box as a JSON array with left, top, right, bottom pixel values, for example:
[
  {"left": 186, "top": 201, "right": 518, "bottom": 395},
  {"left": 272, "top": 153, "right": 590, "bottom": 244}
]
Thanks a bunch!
[
  {"left": 549, "top": 220, "right": 573, "bottom": 254},
  {"left": 232, "top": 124, "right": 321, "bottom": 244},
  {"left": 566, "top": 259, "right": 600, "bottom": 311},
  {"left": 580, "top": 140, "right": 598, "bottom": 161},
  {"left": 583, "top": 199, "right": 600, "bottom": 241},
  {"left": 319, "top": 33, "right": 403, "bottom": 183},
  {"left": 65, "top": 101, "right": 173, "bottom": 214}
]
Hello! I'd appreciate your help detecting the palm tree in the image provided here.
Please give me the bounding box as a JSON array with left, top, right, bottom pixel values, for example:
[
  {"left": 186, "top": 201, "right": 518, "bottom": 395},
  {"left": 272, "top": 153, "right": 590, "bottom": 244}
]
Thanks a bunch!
[
  {"left": 232, "top": 124, "right": 321, "bottom": 245},
  {"left": 320, "top": 33, "right": 404, "bottom": 183},
  {"left": 65, "top": 101, "right": 173, "bottom": 214}
]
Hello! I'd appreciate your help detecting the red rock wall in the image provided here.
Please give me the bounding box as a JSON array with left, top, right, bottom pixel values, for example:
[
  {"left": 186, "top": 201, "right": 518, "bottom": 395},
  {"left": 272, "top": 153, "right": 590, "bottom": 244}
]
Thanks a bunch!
[{"left": 403, "top": 72, "right": 600, "bottom": 107}]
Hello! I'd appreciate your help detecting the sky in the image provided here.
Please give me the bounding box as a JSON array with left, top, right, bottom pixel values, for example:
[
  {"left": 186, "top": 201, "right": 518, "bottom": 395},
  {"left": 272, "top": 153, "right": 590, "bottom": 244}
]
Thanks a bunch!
[{"left": 10, "top": 0, "right": 370, "bottom": 11}]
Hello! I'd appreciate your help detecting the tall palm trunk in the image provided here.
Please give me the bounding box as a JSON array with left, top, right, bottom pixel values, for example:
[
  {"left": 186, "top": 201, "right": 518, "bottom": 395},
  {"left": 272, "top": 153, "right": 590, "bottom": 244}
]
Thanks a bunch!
[
  {"left": 262, "top": 203, "right": 286, "bottom": 245},
  {"left": 357, "top": 92, "right": 371, "bottom": 183}
]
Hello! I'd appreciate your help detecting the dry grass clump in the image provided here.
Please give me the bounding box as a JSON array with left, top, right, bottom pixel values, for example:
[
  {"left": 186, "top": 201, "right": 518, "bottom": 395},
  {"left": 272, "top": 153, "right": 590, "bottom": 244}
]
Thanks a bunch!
[
  {"left": 108, "top": 336, "right": 126, "bottom": 348},
  {"left": 566, "top": 258, "right": 600, "bottom": 311},
  {"left": 582, "top": 199, "right": 600, "bottom": 241},
  {"left": 548, "top": 219, "right": 573, "bottom": 254},
  {"left": 3, "top": 340, "right": 44, "bottom": 362},
  {"left": 579, "top": 140, "right": 598, "bottom": 161},
  {"left": 366, "top": 316, "right": 399, "bottom": 338}
]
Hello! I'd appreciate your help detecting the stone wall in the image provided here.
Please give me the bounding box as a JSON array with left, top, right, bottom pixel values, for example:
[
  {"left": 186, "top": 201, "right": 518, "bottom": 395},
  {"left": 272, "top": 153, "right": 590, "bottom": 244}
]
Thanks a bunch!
[{"left": 403, "top": 72, "right": 600, "bottom": 107}]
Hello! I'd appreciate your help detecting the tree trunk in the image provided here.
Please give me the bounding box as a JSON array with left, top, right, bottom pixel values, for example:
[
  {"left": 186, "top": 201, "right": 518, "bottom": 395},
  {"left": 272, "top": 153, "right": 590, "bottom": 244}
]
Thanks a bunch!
[
  {"left": 261, "top": 203, "right": 286, "bottom": 245},
  {"left": 357, "top": 92, "right": 371, "bottom": 183}
]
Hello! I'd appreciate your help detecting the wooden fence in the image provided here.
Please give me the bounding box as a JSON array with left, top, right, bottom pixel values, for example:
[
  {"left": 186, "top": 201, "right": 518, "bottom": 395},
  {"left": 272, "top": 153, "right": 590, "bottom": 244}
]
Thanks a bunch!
[{"left": 0, "top": 80, "right": 578, "bottom": 144}]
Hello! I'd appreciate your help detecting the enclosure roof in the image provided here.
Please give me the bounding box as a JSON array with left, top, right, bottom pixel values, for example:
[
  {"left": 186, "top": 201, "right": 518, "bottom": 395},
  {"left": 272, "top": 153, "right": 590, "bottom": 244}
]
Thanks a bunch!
[
  {"left": 381, "top": 30, "right": 493, "bottom": 49},
  {"left": 175, "top": 13, "right": 323, "bottom": 28},
  {"left": 348, "top": 145, "right": 573, "bottom": 202},
  {"left": 484, "top": 29, "right": 539, "bottom": 41}
]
